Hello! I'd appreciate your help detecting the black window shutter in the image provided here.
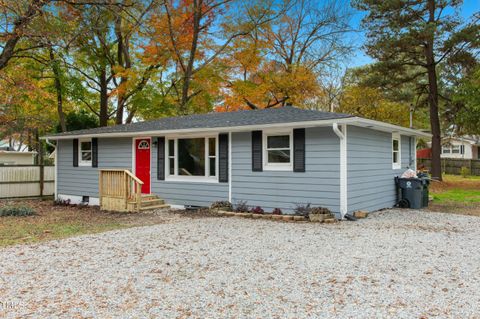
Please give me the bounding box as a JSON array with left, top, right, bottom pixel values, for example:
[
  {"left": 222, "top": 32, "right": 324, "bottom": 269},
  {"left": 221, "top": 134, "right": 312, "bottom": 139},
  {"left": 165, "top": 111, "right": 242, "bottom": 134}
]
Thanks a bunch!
[
  {"left": 252, "top": 130, "right": 263, "bottom": 172},
  {"left": 157, "top": 137, "right": 165, "bottom": 180},
  {"left": 219, "top": 134, "right": 229, "bottom": 182},
  {"left": 73, "top": 139, "right": 78, "bottom": 167},
  {"left": 293, "top": 128, "right": 305, "bottom": 172},
  {"left": 92, "top": 138, "right": 98, "bottom": 167}
]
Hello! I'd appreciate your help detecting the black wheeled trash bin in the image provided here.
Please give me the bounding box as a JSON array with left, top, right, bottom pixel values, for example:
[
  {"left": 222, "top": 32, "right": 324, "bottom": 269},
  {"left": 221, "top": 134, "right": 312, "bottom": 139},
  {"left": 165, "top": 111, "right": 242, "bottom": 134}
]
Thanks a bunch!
[
  {"left": 395, "top": 177, "right": 424, "bottom": 209},
  {"left": 417, "top": 173, "right": 431, "bottom": 208}
]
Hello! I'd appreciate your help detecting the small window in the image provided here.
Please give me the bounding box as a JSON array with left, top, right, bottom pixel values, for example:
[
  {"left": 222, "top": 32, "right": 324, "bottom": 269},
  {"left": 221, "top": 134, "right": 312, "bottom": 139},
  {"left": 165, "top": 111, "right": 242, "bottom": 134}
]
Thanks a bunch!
[
  {"left": 452, "top": 145, "right": 460, "bottom": 154},
  {"left": 392, "top": 133, "right": 401, "bottom": 169},
  {"left": 79, "top": 139, "right": 92, "bottom": 166},
  {"left": 138, "top": 140, "right": 150, "bottom": 149},
  {"left": 263, "top": 131, "right": 292, "bottom": 170},
  {"left": 442, "top": 145, "right": 451, "bottom": 154}
]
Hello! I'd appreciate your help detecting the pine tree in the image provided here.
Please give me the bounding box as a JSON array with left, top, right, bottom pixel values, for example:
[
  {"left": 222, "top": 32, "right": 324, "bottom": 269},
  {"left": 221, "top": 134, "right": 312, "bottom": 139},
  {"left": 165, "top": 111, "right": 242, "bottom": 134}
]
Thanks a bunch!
[{"left": 354, "top": 0, "right": 479, "bottom": 181}]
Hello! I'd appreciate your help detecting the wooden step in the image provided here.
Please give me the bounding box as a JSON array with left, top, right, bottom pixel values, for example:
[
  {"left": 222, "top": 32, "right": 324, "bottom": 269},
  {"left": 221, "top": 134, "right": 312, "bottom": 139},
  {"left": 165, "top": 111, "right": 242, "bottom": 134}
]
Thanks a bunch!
[
  {"left": 140, "top": 198, "right": 165, "bottom": 207},
  {"left": 139, "top": 204, "right": 170, "bottom": 211},
  {"left": 141, "top": 194, "right": 159, "bottom": 201}
]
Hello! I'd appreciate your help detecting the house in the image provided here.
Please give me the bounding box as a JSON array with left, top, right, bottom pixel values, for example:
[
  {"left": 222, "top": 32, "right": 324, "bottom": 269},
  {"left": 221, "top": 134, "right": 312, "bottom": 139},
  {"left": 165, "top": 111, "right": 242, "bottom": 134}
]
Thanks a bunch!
[
  {"left": 0, "top": 151, "right": 36, "bottom": 165},
  {"left": 0, "top": 138, "right": 35, "bottom": 165},
  {"left": 441, "top": 136, "right": 479, "bottom": 160},
  {"left": 44, "top": 106, "right": 429, "bottom": 218},
  {"left": 417, "top": 136, "right": 479, "bottom": 160}
]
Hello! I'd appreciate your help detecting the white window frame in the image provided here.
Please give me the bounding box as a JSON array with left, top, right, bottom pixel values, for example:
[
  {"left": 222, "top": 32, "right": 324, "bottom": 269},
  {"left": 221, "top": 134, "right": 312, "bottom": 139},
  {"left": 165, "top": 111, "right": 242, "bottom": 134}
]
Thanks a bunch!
[
  {"left": 451, "top": 145, "right": 461, "bottom": 154},
  {"left": 263, "top": 130, "right": 293, "bottom": 171},
  {"left": 165, "top": 134, "right": 219, "bottom": 183},
  {"left": 392, "top": 133, "right": 401, "bottom": 170},
  {"left": 79, "top": 138, "right": 92, "bottom": 166}
]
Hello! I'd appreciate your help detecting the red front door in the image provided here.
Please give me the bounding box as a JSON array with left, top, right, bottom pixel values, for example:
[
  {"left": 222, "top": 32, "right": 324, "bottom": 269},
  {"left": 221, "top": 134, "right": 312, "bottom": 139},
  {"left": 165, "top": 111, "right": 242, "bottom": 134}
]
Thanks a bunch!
[{"left": 135, "top": 138, "right": 151, "bottom": 194}]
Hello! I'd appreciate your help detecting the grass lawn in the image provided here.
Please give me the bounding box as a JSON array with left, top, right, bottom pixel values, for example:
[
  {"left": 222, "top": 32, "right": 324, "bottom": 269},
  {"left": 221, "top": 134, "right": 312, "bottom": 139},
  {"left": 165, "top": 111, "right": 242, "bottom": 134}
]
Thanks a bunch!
[
  {"left": 0, "top": 199, "right": 176, "bottom": 247},
  {"left": 428, "top": 174, "right": 480, "bottom": 216}
]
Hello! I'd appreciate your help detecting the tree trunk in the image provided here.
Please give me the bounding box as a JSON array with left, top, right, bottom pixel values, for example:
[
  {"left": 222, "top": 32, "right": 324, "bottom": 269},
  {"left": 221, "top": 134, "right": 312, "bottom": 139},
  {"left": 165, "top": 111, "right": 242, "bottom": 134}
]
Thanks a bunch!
[
  {"left": 49, "top": 48, "right": 66, "bottom": 132},
  {"left": 425, "top": 0, "right": 442, "bottom": 181},
  {"left": 0, "top": 0, "right": 47, "bottom": 70},
  {"left": 114, "top": 12, "right": 128, "bottom": 125},
  {"left": 99, "top": 67, "right": 109, "bottom": 127},
  {"left": 179, "top": 0, "right": 201, "bottom": 114}
]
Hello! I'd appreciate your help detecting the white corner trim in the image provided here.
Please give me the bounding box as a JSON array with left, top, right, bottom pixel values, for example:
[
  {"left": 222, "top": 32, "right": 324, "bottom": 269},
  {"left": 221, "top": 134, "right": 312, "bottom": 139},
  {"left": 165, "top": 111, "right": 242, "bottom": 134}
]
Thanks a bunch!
[
  {"left": 46, "top": 138, "right": 58, "bottom": 200},
  {"left": 333, "top": 123, "right": 348, "bottom": 218},
  {"left": 228, "top": 132, "right": 232, "bottom": 203},
  {"left": 58, "top": 194, "right": 100, "bottom": 206}
]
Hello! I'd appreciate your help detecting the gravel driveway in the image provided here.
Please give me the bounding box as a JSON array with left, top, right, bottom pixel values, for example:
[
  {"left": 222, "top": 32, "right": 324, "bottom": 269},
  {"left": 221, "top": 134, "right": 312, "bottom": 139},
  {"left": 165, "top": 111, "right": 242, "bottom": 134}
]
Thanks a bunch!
[{"left": 1, "top": 209, "right": 480, "bottom": 318}]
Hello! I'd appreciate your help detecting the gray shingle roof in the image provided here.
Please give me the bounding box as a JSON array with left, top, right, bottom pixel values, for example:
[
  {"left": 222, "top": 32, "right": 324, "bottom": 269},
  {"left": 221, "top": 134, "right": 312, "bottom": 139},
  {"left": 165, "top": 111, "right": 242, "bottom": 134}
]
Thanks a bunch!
[{"left": 47, "top": 106, "right": 353, "bottom": 138}]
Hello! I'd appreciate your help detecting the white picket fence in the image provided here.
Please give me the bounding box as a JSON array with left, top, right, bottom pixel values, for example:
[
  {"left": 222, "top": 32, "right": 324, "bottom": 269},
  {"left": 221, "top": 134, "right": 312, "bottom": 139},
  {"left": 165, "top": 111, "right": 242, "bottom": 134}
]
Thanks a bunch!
[{"left": 0, "top": 165, "right": 55, "bottom": 198}]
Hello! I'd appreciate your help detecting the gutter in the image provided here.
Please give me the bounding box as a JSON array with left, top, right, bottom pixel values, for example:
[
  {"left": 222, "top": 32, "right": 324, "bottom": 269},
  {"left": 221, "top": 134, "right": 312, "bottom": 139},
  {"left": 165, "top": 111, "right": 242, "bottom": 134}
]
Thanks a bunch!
[{"left": 333, "top": 123, "right": 348, "bottom": 219}]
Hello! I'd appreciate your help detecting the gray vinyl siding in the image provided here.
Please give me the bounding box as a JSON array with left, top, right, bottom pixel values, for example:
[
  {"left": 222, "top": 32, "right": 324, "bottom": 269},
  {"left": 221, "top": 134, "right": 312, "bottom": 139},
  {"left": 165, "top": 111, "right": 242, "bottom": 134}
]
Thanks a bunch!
[
  {"left": 150, "top": 140, "right": 228, "bottom": 207},
  {"left": 347, "top": 126, "right": 415, "bottom": 213},
  {"left": 57, "top": 138, "right": 132, "bottom": 197},
  {"left": 231, "top": 127, "right": 340, "bottom": 214}
]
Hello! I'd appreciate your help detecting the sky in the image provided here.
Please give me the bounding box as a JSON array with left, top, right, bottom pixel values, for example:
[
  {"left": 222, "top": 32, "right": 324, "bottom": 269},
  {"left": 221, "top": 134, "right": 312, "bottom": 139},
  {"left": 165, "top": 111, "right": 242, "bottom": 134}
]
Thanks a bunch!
[{"left": 345, "top": 0, "right": 480, "bottom": 69}]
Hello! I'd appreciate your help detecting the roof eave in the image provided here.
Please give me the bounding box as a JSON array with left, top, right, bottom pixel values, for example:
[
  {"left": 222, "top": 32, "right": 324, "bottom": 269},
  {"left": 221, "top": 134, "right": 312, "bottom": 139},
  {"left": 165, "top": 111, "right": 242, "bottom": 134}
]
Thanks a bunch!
[
  {"left": 351, "top": 117, "right": 432, "bottom": 138},
  {"left": 43, "top": 117, "right": 431, "bottom": 140}
]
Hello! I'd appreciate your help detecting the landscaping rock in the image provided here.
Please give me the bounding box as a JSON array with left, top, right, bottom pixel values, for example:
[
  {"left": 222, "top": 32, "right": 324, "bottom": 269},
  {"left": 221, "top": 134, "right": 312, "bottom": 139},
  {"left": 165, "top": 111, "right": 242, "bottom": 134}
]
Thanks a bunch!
[
  {"left": 354, "top": 211, "right": 369, "bottom": 219},
  {"left": 293, "top": 216, "right": 307, "bottom": 221},
  {"left": 323, "top": 218, "right": 336, "bottom": 224}
]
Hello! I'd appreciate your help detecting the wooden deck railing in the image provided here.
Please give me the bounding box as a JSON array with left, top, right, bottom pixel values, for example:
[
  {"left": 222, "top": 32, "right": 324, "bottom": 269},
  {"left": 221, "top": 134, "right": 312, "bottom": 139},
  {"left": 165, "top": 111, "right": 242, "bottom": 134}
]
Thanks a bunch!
[{"left": 99, "top": 169, "right": 144, "bottom": 212}]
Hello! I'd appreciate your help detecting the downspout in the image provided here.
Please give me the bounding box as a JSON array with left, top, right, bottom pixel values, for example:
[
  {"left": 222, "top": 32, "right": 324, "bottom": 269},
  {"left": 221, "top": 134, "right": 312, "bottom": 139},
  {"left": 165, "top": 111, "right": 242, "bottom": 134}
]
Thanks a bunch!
[
  {"left": 333, "top": 123, "right": 347, "bottom": 219},
  {"left": 46, "top": 138, "right": 58, "bottom": 200}
]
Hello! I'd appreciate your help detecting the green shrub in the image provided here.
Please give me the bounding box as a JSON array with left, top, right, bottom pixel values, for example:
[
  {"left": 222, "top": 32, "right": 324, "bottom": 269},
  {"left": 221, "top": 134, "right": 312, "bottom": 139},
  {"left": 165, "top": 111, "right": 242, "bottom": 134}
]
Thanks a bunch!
[
  {"left": 0, "top": 206, "right": 36, "bottom": 217},
  {"left": 460, "top": 166, "right": 471, "bottom": 178},
  {"left": 210, "top": 201, "right": 233, "bottom": 211},
  {"left": 234, "top": 200, "right": 249, "bottom": 212},
  {"left": 294, "top": 203, "right": 311, "bottom": 216},
  {"left": 309, "top": 207, "right": 332, "bottom": 215}
]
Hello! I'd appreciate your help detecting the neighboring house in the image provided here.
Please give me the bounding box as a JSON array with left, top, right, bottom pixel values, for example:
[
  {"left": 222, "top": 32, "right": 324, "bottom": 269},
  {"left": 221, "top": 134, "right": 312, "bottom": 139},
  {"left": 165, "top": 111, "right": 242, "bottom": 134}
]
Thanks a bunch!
[
  {"left": 441, "top": 136, "right": 479, "bottom": 160},
  {"left": 0, "top": 139, "right": 36, "bottom": 165},
  {"left": 0, "top": 151, "right": 36, "bottom": 165},
  {"left": 417, "top": 136, "right": 480, "bottom": 160},
  {"left": 44, "top": 106, "right": 428, "bottom": 218}
]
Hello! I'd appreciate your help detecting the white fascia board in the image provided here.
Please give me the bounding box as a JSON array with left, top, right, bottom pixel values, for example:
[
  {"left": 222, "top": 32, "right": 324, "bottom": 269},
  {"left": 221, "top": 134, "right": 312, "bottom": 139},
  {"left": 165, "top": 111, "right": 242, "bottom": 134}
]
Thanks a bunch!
[
  {"left": 352, "top": 118, "right": 432, "bottom": 138},
  {"left": 42, "top": 118, "right": 352, "bottom": 140},
  {"left": 42, "top": 117, "right": 430, "bottom": 140}
]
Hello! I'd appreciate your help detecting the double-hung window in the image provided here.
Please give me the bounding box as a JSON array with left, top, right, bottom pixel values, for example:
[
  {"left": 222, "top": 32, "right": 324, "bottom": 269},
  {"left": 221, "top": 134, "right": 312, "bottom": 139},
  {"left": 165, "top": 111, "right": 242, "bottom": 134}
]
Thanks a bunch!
[
  {"left": 263, "top": 131, "right": 293, "bottom": 170},
  {"left": 79, "top": 138, "right": 92, "bottom": 166},
  {"left": 392, "top": 133, "right": 401, "bottom": 169},
  {"left": 166, "top": 136, "right": 217, "bottom": 181}
]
